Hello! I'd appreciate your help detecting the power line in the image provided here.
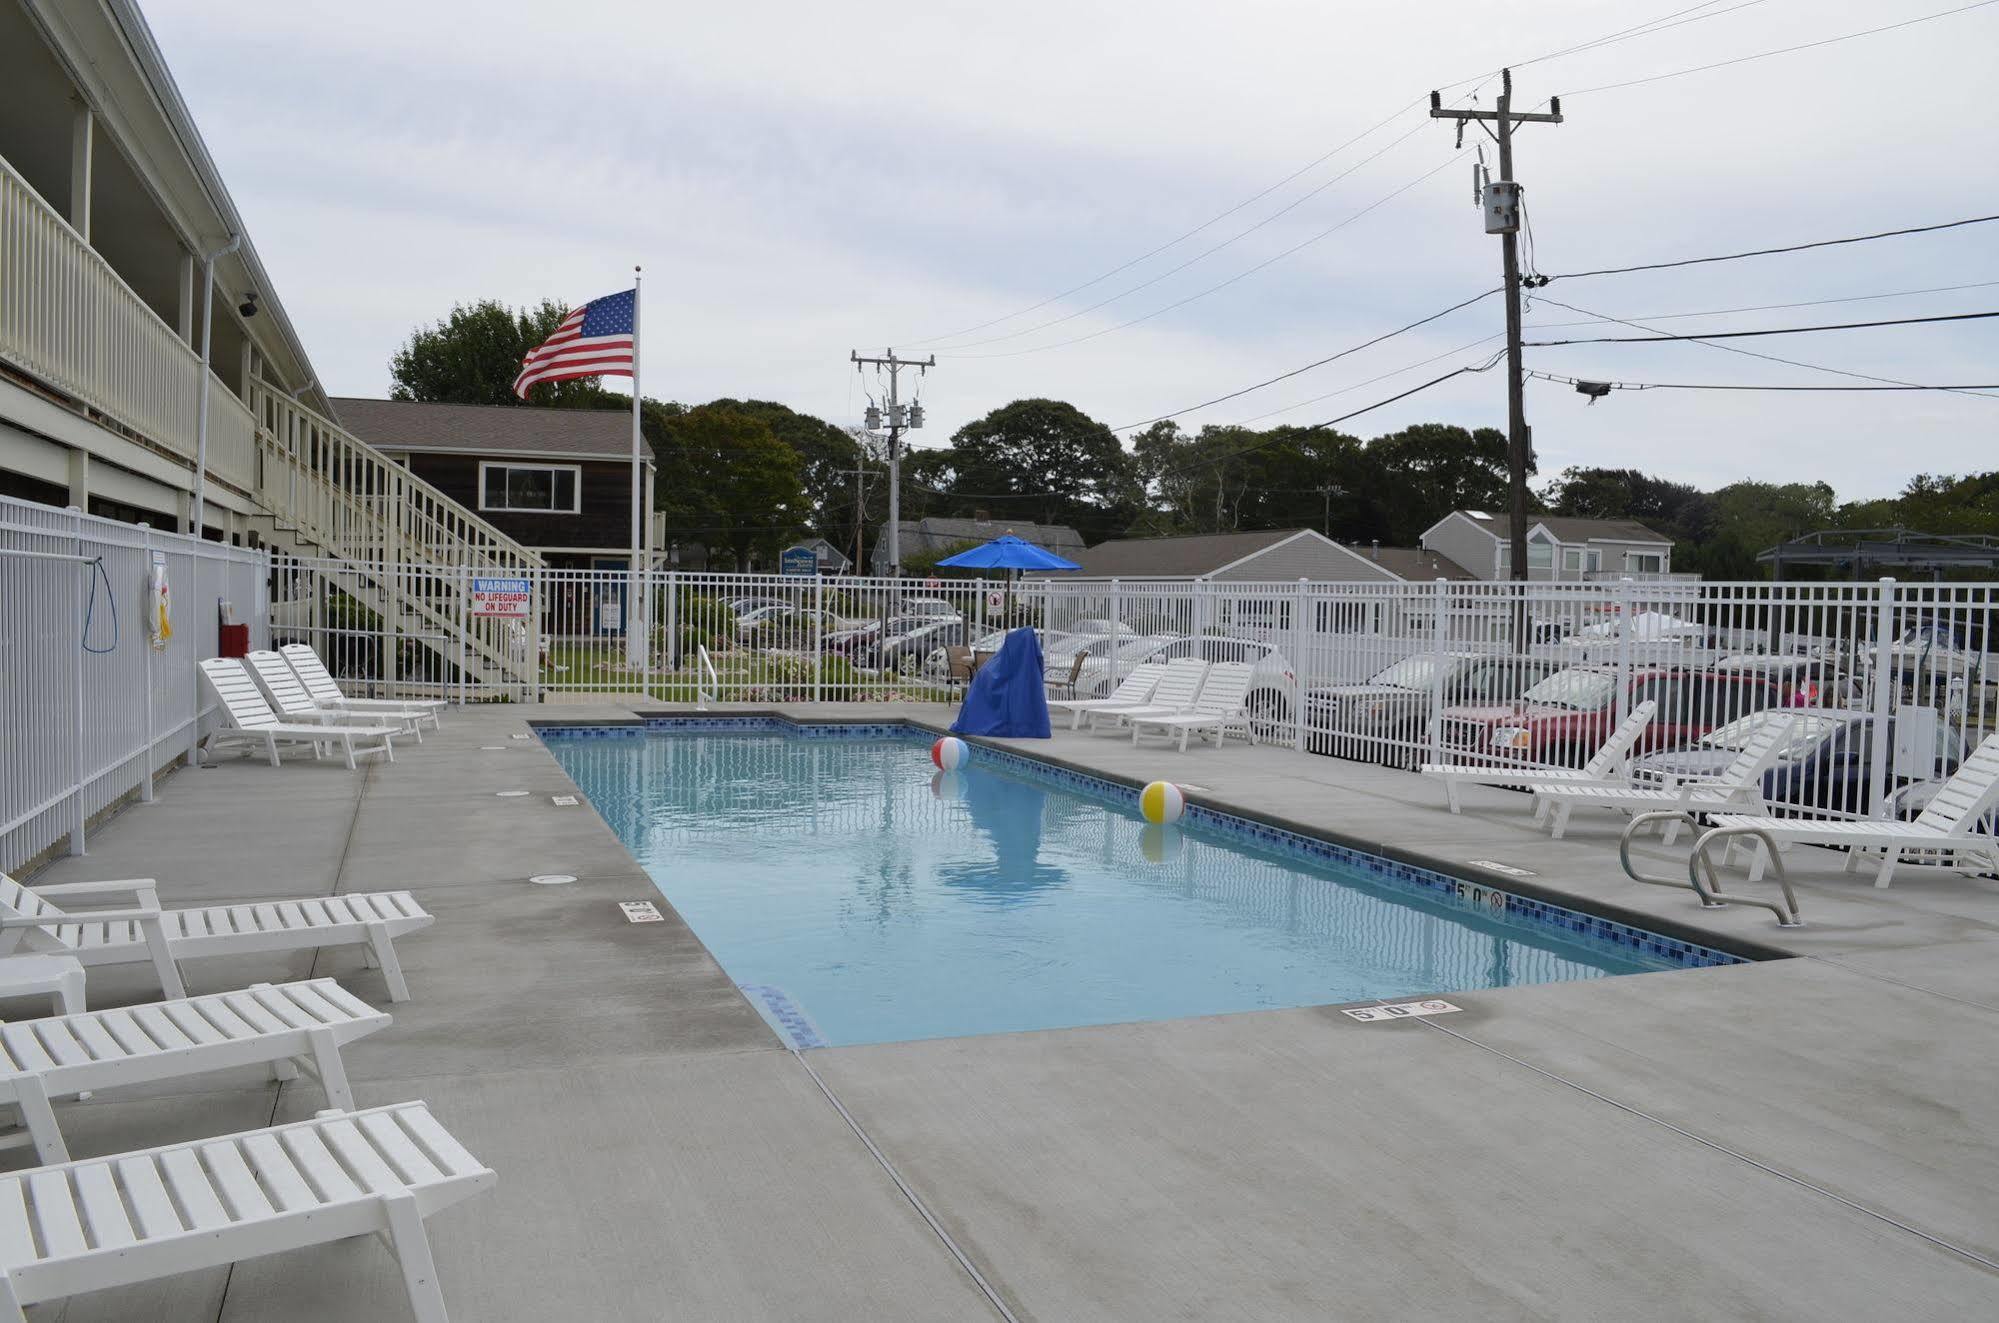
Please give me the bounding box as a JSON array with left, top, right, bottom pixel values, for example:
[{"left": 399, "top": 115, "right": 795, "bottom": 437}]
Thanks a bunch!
[
  {"left": 941, "top": 152, "right": 1471, "bottom": 361},
  {"left": 1544, "top": 213, "right": 1999, "bottom": 283},
  {"left": 891, "top": 0, "right": 1779, "bottom": 350},
  {"left": 1531, "top": 370, "right": 1999, "bottom": 392},
  {"left": 1561, "top": 0, "right": 1999, "bottom": 97},
  {"left": 1526, "top": 279, "right": 1999, "bottom": 326},
  {"left": 1524, "top": 309, "right": 1999, "bottom": 346},
  {"left": 1529, "top": 293, "right": 1999, "bottom": 400},
  {"left": 1111, "top": 288, "right": 1499, "bottom": 432},
  {"left": 927, "top": 117, "right": 1442, "bottom": 352}
]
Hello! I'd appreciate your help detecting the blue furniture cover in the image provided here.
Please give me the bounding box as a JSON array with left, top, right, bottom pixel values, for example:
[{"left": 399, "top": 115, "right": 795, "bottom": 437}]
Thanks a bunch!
[{"left": 950, "top": 627, "right": 1051, "bottom": 738}]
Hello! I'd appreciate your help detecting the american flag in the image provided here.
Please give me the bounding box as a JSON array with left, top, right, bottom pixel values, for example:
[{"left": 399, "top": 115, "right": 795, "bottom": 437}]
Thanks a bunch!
[{"left": 512, "top": 288, "right": 636, "bottom": 398}]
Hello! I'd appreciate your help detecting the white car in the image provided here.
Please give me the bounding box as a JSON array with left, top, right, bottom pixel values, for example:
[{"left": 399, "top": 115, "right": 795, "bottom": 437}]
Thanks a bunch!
[{"left": 1069, "top": 634, "right": 1300, "bottom": 731}]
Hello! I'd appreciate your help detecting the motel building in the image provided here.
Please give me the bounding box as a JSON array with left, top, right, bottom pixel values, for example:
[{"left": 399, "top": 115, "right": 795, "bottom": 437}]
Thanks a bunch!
[{"left": 0, "top": 0, "right": 540, "bottom": 693}]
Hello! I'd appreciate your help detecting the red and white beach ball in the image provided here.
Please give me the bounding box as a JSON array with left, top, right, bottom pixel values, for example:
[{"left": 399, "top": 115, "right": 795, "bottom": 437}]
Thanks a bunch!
[{"left": 931, "top": 736, "right": 969, "bottom": 771}]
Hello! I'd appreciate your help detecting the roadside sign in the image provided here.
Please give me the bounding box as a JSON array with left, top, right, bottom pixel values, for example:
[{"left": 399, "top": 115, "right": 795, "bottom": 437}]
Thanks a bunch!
[
  {"left": 469, "top": 577, "right": 532, "bottom": 618},
  {"left": 779, "top": 546, "right": 818, "bottom": 577}
]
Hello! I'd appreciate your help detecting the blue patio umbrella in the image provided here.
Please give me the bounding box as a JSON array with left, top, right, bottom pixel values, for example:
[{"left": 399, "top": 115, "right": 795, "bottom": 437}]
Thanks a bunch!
[{"left": 936, "top": 534, "right": 1081, "bottom": 619}]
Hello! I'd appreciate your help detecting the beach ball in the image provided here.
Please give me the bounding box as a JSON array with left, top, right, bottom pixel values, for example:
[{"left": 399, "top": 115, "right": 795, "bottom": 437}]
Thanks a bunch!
[
  {"left": 1139, "top": 823, "right": 1184, "bottom": 865},
  {"left": 1140, "top": 780, "right": 1185, "bottom": 825},
  {"left": 931, "top": 736, "right": 969, "bottom": 770}
]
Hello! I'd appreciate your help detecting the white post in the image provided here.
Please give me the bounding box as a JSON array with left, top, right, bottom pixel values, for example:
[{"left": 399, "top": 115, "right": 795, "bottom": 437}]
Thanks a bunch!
[
  {"left": 1108, "top": 578, "right": 1123, "bottom": 690},
  {"left": 813, "top": 573, "right": 825, "bottom": 703},
  {"left": 1292, "top": 577, "right": 1309, "bottom": 753},
  {"left": 626, "top": 268, "right": 647, "bottom": 669},
  {"left": 1614, "top": 577, "right": 1634, "bottom": 734},
  {"left": 69, "top": 510, "right": 87, "bottom": 855},
  {"left": 1429, "top": 578, "right": 1449, "bottom": 767},
  {"left": 140, "top": 526, "right": 155, "bottom": 802},
  {"left": 456, "top": 565, "right": 468, "bottom": 708},
  {"left": 1868, "top": 577, "right": 1897, "bottom": 818},
  {"left": 188, "top": 235, "right": 240, "bottom": 767}
]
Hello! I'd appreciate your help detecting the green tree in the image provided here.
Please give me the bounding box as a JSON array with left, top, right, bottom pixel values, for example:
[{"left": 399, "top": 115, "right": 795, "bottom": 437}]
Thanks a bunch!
[
  {"left": 702, "top": 399, "right": 866, "bottom": 552},
  {"left": 649, "top": 403, "right": 805, "bottom": 569},
  {"left": 930, "top": 399, "right": 1140, "bottom": 543},
  {"left": 1359, "top": 423, "right": 1518, "bottom": 544},
  {"left": 390, "top": 299, "right": 619, "bottom": 408}
]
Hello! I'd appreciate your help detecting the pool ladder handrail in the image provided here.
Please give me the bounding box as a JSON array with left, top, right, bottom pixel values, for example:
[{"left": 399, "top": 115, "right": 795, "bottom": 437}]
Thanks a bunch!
[
  {"left": 1619, "top": 810, "right": 1804, "bottom": 927},
  {"left": 696, "top": 644, "right": 719, "bottom": 711}
]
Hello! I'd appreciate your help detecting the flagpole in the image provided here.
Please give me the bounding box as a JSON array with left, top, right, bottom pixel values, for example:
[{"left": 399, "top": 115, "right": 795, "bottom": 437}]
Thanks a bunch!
[{"left": 627, "top": 265, "right": 646, "bottom": 669}]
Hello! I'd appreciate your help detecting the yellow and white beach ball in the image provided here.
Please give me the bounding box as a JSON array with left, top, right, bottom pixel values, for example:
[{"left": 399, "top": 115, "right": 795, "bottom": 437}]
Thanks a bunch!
[
  {"left": 931, "top": 736, "right": 969, "bottom": 771},
  {"left": 1139, "top": 780, "right": 1185, "bottom": 825}
]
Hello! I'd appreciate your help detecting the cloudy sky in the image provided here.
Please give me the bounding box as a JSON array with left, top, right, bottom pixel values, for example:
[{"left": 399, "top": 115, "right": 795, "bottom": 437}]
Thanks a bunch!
[{"left": 145, "top": 0, "right": 1997, "bottom": 501}]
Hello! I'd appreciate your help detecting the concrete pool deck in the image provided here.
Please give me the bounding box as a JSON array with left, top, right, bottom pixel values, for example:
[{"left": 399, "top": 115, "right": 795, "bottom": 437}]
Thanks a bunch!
[{"left": 15, "top": 701, "right": 1999, "bottom": 1319}]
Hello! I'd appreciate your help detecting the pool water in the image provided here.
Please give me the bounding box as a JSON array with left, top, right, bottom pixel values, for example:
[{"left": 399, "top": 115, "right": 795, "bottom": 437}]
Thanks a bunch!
[{"left": 549, "top": 729, "right": 1683, "bottom": 1047}]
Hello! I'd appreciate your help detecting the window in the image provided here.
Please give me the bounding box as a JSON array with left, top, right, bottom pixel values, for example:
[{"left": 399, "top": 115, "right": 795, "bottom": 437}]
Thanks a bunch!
[
  {"left": 1527, "top": 538, "right": 1555, "bottom": 571},
  {"left": 479, "top": 463, "right": 580, "bottom": 513},
  {"left": 1626, "top": 551, "right": 1664, "bottom": 574}
]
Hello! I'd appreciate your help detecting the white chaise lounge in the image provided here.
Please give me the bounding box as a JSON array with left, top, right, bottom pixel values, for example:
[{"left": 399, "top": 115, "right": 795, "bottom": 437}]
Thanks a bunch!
[
  {"left": 1421, "top": 701, "right": 1658, "bottom": 814},
  {"left": 1085, "top": 658, "right": 1208, "bottom": 733},
  {"left": 247, "top": 651, "right": 429, "bottom": 742},
  {"left": 201, "top": 658, "right": 396, "bottom": 770},
  {"left": 0, "top": 1102, "right": 494, "bottom": 1322},
  {"left": 0, "top": 979, "right": 388, "bottom": 1165},
  {"left": 1703, "top": 732, "right": 1999, "bottom": 889},
  {"left": 1532, "top": 714, "right": 1797, "bottom": 840},
  {"left": 1129, "top": 662, "right": 1257, "bottom": 752},
  {"left": 282, "top": 643, "right": 447, "bottom": 730},
  {"left": 0, "top": 872, "right": 435, "bottom": 1003},
  {"left": 1047, "top": 663, "right": 1165, "bottom": 731}
]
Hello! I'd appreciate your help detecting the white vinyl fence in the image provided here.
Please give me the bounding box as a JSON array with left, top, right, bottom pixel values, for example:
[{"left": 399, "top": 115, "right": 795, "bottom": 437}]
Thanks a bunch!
[{"left": 1, "top": 495, "right": 267, "bottom": 872}]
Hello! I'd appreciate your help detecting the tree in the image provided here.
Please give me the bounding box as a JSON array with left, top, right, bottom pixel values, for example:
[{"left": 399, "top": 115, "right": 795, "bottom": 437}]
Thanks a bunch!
[
  {"left": 702, "top": 399, "right": 865, "bottom": 551},
  {"left": 649, "top": 404, "right": 805, "bottom": 569},
  {"left": 1359, "top": 423, "right": 1518, "bottom": 545},
  {"left": 390, "top": 299, "right": 619, "bottom": 408},
  {"left": 929, "top": 399, "right": 1140, "bottom": 543}
]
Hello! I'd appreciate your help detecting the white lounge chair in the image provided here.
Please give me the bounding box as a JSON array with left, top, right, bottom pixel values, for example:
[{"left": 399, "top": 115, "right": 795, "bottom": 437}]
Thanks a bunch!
[
  {"left": 201, "top": 657, "right": 396, "bottom": 770},
  {"left": 1533, "top": 713, "right": 1797, "bottom": 840},
  {"left": 281, "top": 643, "right": 447, "bottom": 729},
  {"left": 0, "top": 872, "right": 435, "bottom": 1003},
  {"left": 1085, "top": 658, "right": 1209, "bottom": 733},
  {"left": 0, "top": 1101, "right": 494, "bottom": 1322},
  {"left": 1702, "top": 732, "right": 1999, "bottom": 889},
  {"left": 248, "top": 650, "right": 429, "bottom": 742},
  {"left": 1421, "top": 701, "right": 1658, "bottom": 814},
  {"left": 1129, "top": 662, "right": 1258, "bottom": 752},
  {"left": 0, "top": 979, "right": 388, "bottom": 1165},
  {"left": 1047, "top": 664, "right": 1166, "bottom": 731}
]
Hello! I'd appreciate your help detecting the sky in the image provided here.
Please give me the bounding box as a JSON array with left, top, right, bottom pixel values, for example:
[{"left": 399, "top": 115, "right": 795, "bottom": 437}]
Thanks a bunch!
[{"left": 143, "top": 0, "right": 1999, "bottom": 503}]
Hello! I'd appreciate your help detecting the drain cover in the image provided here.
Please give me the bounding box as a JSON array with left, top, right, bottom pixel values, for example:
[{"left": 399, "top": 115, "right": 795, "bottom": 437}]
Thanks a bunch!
[
  {"left": 528, "top": 873, "right": 577, "bottom": 886},
  {"left": 551, "top": 794, "right": 579, "bottom": 806}
]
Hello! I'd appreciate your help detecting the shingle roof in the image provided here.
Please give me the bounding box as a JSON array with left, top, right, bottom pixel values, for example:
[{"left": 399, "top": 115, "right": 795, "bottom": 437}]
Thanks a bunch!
[
  {"left": 1360, "top": 546, "right": 1478, "bottom": 581},
  {"left": 1459, "top": 512, "right": 1671, "bottom": 544},
  {"left": 331, "top": 397, "right": 638, "bottom": 461},
  {"left": 1061, "top": 528, "right": 1309, "bottom": 578}
]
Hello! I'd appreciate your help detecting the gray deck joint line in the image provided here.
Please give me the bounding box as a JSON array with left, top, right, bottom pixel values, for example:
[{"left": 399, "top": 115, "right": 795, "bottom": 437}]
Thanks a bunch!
[
  {"left": 1800, "top": 951, "right": 1999, "bottom": 1015},
  {"left": 788, "top": 1049, "right": 1021, "bottom": 1323},
  {"left": 1416, "top": 1018, "right": 1999, "bottom": 1275}
]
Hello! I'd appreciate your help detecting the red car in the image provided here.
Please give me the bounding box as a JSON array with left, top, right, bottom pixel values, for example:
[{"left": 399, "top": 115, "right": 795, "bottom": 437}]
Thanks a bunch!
[{"left": 1436, "top": 665, "right": 1781, "bottom": 769}]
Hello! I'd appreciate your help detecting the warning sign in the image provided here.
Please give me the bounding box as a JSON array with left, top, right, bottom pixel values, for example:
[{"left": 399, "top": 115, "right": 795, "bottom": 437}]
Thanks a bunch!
[
  {"left": 469, "top": 577, "right": 532, "bottom": 618},
  {"left": 1341, "top": 999, "right": 1461, "bottom": 1023}
]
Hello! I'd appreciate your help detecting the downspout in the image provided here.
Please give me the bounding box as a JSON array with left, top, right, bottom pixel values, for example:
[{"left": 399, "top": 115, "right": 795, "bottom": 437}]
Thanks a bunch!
[
  {"left": 187, "top": 233, "right": 239, "bottom": 771},
  {"left": 188, "top": 232, "right": 242, "bottom": 539}
]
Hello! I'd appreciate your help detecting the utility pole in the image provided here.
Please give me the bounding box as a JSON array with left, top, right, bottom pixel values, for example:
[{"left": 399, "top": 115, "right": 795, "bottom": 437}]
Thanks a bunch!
[
  {"left": 834, "top": 465, "right": 875, "bottom": 572},
  {"left": 849, "top": 349, "right": 933, "bottom": 577},
  {"left": 1431, "top": 69, "right": 1562, "bottom": 584}
]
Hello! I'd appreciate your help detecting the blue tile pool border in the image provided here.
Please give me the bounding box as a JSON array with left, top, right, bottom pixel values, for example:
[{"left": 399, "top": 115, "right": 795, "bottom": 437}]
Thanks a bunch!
[{"left": 533, "top": 714, "right": 1764, "bottom": 970}]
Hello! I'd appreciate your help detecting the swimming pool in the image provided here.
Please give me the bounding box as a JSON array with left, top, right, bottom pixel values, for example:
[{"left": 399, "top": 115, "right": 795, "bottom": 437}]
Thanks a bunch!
[{"left": 545, "top": 721, "right": 1736, "bottom": 1047}]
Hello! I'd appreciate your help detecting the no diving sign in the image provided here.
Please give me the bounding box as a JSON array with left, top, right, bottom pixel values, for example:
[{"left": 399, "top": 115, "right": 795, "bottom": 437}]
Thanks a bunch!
[{"left": 1342, "top": 999, "right": 1461, "bottom": 1023}]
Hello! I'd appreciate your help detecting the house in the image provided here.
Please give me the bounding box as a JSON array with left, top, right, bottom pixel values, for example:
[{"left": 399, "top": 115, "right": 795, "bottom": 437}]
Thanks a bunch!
[
  {"left": 790, "top": 536, "right": 851, "bottom": 574},
  {"left": 331, "top": 397, "right": 655, "bottom": 572},
  {"left": 1421, "top": 511, "right": 1683, "bottom": 582},
  {"left": 0, "top": 0, "right": 537, "bottom": 693},
  {"left": 1054, "top": 528, "right": 1474, "bottom": 583},
  {"left": 872, "top": 514, "right": 1083, "bottom": 575}
]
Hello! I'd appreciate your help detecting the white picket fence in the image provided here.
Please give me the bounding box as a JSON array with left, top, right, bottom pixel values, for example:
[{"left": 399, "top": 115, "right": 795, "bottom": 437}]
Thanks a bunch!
[{"left": 0, "top": 495, "right": 267, "bottom": 873}]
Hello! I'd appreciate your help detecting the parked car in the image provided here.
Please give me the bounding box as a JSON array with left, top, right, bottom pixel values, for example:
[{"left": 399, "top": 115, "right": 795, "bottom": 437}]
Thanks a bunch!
[
  {"left": 1436, "top": 665, "right": 1781, "bottom": 768},
  {"left": 723, "top": 595, "right": 790, "bottom": 616},
  {"left": 919, "top": 628, "right": 1065, "bottom": 683},
  {"left": 1304, "top": 653, "right": 1558, "bottom": 765},
  {"left": 1633, "top": 708, "right": 1968, "bottom": 818},
  {"left": 900, "top": 597, "right": 964, "bottom": 620},
  {"left": 825, "top": 615, "right": 934, "bottom": 659},
  {"left": 1865, "top": 617, "right": 1989, "bottom": 691},
  {"left": 736, "top": 605, "right": 856, "bottom": 649},
  {"left": 874, "top": 618, "right": 968, "bottom": 675},
  {"left": 1071, "top": 635, "right": 1298, "bottom": 733},
  {"left": 1710, "top": 653, "right": 1861, "bottom": 709}
]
